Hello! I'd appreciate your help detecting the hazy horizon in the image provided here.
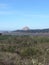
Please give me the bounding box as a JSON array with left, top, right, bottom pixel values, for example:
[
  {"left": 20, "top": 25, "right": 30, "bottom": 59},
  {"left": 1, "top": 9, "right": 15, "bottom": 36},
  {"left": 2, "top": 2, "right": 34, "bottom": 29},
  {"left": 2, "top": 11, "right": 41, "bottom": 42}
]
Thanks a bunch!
[{"left": 0, "top": 0, "right": 49, "bottom": 30}]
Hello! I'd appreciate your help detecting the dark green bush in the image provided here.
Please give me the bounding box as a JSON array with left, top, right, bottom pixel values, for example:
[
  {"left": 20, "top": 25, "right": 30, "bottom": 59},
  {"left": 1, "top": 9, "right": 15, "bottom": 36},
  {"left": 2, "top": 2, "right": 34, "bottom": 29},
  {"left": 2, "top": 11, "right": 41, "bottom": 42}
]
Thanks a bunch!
[{"left": 20, "top": 47, "right": 42, "bottom": 58}]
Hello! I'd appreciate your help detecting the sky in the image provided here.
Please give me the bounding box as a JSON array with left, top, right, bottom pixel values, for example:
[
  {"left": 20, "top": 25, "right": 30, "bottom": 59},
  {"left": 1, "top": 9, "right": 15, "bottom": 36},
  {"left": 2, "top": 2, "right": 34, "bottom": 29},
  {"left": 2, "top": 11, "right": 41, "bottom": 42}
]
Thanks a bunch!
[{"left": 0, "top": 0, "right": 49, "bottom": 30}]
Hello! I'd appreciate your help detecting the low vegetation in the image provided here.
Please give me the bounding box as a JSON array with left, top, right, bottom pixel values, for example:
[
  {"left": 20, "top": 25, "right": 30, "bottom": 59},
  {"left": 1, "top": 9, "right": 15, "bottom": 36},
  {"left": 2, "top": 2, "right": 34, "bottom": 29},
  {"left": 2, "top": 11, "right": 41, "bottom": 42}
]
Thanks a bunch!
[{"left": 0, "top": 35, "right": 49, "bottom": 65}]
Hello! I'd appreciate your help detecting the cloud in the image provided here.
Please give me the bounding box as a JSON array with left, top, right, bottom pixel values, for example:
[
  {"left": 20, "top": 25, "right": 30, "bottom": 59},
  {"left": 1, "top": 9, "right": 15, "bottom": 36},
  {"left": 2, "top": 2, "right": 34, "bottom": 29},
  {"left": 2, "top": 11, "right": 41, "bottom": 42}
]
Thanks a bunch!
[
  {"left": 32, "top": 14, "right": 49, "bottom": 18},
  {"left": 24, "top": 14, "right": 49, "bottom": 18},
  {"left": 0, "top": 9, "right": 25, "bottom": 15},
  {"left": 0, "top": 3, "right": 8, "bottom": 8},
  {"left": 0, "top": 9, "right": 49, "bottom": 18},
  {"left": 0, "top": 10, "right": 20, "bottom": 15}
]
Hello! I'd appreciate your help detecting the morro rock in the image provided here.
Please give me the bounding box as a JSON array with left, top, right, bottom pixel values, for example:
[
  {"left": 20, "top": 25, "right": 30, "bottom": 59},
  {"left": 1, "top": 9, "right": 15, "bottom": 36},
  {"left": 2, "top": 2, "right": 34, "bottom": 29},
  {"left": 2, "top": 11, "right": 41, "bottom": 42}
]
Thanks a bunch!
[{"left": 22, "top": 26, "right": 30, "bottom": 31}]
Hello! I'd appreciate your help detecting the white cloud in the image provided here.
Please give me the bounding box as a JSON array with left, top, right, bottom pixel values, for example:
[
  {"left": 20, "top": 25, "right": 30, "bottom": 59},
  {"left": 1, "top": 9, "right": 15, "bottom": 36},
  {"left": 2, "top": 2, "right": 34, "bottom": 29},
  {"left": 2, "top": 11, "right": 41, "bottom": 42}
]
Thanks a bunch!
[
  {"left": 24, "top": 14, "right": 49, "bottom": 18},
  {"left": 0, "top": 9, "right": 49, "bottom": 18},
  {"left": 0, "top": 10, "right": 19, "bottom": 15},
  {"left": 0, "top": 3, "right": 8, "bottom": 8}
]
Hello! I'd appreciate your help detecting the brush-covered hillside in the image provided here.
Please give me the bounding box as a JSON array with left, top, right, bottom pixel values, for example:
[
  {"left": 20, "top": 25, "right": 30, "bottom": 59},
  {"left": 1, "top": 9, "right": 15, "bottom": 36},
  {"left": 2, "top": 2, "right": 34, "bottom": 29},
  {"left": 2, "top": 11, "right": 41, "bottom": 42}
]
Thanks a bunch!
[{"left": 0, "top": 35, "right": 49, "bottom": 65}]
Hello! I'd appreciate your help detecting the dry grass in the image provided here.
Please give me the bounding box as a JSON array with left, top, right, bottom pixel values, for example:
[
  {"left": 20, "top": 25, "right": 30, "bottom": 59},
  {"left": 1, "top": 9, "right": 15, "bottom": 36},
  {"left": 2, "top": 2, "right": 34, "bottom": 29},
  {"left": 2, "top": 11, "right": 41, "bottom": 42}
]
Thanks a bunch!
[{"left": 0, "top": 35, "right": 49, "bottom": 65}]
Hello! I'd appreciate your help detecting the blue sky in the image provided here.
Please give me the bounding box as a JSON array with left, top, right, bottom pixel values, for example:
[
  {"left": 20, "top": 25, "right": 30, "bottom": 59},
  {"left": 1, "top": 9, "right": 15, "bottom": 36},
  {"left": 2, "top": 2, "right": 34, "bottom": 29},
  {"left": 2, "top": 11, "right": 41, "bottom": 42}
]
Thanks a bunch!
[{"left": 0, "top": 0, "right": 49, "bottom": 30}]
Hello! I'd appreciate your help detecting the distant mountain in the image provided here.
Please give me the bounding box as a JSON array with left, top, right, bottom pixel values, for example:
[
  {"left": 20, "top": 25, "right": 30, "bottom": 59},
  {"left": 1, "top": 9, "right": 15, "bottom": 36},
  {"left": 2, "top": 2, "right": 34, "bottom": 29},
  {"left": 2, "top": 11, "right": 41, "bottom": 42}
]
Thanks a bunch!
[
  {"left": 1, "top": 28, "right": 49, "bottom": 36},
  {"left": 0, "top": 31, "right": 8, "bottom": 33},
  {"left": 13, "top": 28, "right": 49, "bottom": 33}
]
